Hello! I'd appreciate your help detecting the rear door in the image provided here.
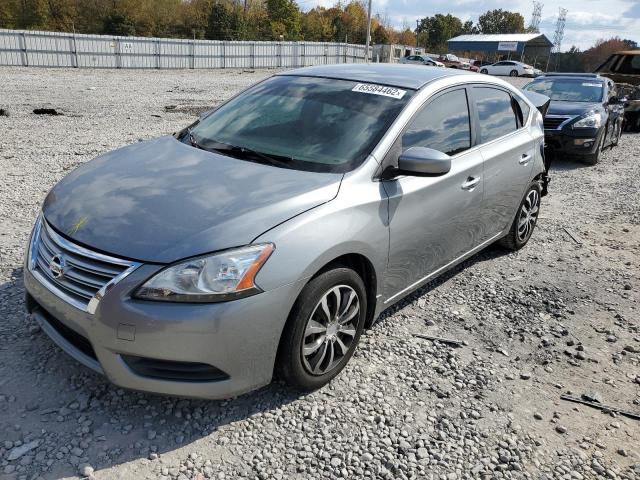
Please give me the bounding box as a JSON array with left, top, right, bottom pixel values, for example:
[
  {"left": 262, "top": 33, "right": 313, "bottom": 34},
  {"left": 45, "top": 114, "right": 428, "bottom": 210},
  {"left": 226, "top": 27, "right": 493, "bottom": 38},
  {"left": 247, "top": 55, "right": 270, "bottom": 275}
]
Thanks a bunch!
[
  {"left": 383, "top": 87, "right": 486, "bottom": 302},
  {"left": 472, "top": 86, "right": 535, "bottom": 234}
]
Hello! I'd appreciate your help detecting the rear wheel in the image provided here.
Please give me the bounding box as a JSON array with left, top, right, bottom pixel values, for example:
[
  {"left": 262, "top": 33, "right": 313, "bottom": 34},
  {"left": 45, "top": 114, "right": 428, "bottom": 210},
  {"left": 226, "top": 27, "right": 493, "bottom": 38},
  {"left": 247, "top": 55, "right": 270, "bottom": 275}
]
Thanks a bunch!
[
  {"left": 276, "top": 267, "right": 367, "bottom": 391},
  {"left": 499, "top": 182, "right": 541, "bottom": 251},
  {"left": 510, "top": 69, "right": 519, "bottom": 77},
  {"left": 481, "top": 68, "right": 488, "bottom": 74}
]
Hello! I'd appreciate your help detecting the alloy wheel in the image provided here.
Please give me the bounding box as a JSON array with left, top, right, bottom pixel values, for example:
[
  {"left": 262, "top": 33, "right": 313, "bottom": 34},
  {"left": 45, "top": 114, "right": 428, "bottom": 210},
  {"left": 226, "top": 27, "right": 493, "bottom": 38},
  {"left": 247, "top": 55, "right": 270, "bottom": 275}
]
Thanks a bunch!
[
  {"left": 301, "top": 285, "right": 360, "bottom": 375},
  {"left": 517, "top": 189, "right": 540, "bottom": 242}
]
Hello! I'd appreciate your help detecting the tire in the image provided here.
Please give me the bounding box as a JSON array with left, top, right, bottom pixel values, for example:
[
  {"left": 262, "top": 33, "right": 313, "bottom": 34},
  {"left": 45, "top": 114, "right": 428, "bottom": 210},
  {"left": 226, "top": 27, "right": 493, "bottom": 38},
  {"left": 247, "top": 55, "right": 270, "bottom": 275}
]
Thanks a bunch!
[
  {"left": 481, "top": 68, "right": 488, "bottom": 74},
  {"left": 582, "top": 130, "right": 605, "bottom": 165},
  {"left": 276, "top": 267, "right": 367, "bottom": 392},
  {"left": 510, "top": 69, "right": 519, "bottom": 77},
  {"left": 611, "top": 120, "right": 622, "bottom": 147},
  {"left": 499, "top": 181, "right": 542, "bottom": 251}
]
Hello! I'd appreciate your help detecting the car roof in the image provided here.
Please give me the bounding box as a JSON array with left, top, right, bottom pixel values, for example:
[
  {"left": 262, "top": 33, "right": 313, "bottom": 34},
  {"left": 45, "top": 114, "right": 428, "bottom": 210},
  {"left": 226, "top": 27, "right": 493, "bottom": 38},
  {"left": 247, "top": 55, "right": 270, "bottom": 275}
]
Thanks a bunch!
[
  {"left": 613, "top": 50, "right": 640, "bottom": 56},
  {"left": 277, "top": 64, "right": 473, "bottom": 90},
  {"left": 536, "top": 73, "right": 605, "bottom": 81}
]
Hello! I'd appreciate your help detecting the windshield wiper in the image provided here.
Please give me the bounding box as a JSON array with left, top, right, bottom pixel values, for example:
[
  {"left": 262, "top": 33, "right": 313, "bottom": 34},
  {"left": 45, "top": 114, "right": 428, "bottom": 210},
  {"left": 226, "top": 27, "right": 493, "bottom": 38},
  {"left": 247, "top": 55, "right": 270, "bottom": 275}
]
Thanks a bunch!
[
  {"left": 185, "top": 128, "right": 207, "bottom": 151},
  {"left": 204, "top": 140, "right": 295, "bottom": 167}
]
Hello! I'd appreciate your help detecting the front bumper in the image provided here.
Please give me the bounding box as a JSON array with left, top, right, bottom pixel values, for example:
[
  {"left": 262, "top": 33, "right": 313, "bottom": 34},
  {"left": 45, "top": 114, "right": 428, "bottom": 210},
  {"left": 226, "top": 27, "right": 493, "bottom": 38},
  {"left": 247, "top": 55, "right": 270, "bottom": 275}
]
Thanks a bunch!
[
  {"left": 544, "top": 127, "right": 602, "bottom": 156},
  {"left": 24, "top": 263, "right": 303, "bottom": 399}
]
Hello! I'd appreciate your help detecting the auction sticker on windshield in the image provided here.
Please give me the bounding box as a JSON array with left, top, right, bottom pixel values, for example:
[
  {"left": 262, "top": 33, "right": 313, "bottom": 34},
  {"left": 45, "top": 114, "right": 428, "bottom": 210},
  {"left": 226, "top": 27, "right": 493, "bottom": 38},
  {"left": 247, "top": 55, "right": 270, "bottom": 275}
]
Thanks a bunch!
[
  {"left": 352, "top": 83, "right": 407, "bottom": 99},
  {"left": 582, "top": 82, "right": 603, "bottom": 87}
]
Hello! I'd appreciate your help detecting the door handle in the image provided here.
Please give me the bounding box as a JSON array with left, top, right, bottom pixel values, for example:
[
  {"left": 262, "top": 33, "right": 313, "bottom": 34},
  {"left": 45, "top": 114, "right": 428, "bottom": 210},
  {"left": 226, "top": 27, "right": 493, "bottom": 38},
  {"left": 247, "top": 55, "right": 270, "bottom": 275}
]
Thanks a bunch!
[
  {"left": 519, "top": 153, "right": 533, "bottom": 165},
  {"left": 461, "top": 176, "right": 480, "bottom": 191}
]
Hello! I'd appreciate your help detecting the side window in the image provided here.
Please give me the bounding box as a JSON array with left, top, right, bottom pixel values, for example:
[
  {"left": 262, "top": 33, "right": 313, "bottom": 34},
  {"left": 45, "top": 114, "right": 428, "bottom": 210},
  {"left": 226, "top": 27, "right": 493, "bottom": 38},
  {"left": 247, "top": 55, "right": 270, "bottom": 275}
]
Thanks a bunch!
[
  {"left": 402, "top": 89, "right": 471, "bottom": 156},
  {"left": 513, "top": 94, "right": 531, "bottom": 127},
  {"left": 474, "top": 87, "right": 518, "bottom": 143}
]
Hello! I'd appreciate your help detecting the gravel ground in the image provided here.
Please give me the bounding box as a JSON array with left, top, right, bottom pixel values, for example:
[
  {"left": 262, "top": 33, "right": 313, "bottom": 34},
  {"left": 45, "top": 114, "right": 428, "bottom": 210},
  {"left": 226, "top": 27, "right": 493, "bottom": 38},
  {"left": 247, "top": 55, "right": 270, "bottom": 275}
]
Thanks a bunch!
[{"left": 0, "top": 68, "right": 639, "bottom": 480}]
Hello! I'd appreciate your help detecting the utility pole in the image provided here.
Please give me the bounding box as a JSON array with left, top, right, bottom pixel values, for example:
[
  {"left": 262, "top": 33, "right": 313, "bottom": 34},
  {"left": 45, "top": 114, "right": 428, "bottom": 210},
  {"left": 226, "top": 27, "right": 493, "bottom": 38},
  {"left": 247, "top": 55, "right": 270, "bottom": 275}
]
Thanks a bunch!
[{"left": 365, "top": 0, "right": 372, "bottom": 62}]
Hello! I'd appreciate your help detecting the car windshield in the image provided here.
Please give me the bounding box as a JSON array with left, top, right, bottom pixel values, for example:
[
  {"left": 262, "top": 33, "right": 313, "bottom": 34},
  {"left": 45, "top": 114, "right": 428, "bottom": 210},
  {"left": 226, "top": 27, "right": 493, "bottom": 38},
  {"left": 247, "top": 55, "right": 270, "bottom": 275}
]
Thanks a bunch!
[
  {"left": 524, "top": 78, "right": 604, "bottom": 102},
  {"left": 186, "top": 75, "right": 414, "bottom": 173}
]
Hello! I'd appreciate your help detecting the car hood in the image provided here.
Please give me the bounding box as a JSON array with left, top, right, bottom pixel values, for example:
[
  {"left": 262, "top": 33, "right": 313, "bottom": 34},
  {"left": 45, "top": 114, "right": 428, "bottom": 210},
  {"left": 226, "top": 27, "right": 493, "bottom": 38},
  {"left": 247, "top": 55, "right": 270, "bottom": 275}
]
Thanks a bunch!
[
  {"left": 547, "top": 101, "right": 602, "bottom": 117},
  {"left": 43, "top": 136, "right": 343, "bottom": 263}
]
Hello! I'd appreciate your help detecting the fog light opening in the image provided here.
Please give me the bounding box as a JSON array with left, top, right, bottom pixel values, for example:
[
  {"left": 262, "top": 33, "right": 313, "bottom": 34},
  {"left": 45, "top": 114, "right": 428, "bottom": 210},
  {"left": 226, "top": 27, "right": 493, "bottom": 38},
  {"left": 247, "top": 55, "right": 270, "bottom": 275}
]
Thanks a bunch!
[{"left": 574, "top": 138, "right": 595, "bottom": 147}]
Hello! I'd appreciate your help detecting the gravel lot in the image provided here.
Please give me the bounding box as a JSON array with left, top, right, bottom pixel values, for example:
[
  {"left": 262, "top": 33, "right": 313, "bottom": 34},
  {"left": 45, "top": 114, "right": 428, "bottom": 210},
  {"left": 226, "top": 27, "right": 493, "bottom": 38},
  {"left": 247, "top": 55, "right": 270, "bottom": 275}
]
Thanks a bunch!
[{"left": 0, "top": 67, "right": 639, "bottom": 480}]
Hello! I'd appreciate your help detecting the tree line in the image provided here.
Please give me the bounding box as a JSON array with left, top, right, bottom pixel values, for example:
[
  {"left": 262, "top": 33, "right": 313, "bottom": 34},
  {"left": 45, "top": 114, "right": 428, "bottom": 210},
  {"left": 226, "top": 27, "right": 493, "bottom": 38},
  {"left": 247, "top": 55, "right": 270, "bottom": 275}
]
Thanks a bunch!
[
  {"left": 0, "top": 0, "right": 403, "bottom": 43},
  {"left": 0, "top": 1, "right": 635, "bottom": 72},
  {"left": 0, "top": 1, "right": 532, "bottom": 47}
]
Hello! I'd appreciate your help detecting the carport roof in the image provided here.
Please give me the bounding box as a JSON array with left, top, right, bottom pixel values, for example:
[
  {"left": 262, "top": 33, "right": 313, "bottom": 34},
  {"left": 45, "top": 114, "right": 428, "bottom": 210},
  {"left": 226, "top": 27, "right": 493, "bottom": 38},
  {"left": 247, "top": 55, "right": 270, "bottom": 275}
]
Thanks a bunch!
[{"left": 448, "top": 34, "right": 552, "bottom": 44}]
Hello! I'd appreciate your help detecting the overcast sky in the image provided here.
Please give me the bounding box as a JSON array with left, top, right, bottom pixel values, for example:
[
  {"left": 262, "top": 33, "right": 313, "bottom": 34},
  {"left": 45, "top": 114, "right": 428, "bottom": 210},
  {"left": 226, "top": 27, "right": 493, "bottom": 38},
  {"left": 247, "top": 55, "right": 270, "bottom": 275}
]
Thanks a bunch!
[{"left": 302, "top": 0, "right": 640, "bottom": 51}]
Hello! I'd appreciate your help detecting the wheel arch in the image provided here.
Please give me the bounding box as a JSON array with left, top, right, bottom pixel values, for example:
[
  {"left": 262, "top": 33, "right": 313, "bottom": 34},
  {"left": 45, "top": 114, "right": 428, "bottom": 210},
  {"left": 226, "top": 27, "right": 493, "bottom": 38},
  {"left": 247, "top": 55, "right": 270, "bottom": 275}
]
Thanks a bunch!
[{"left": 312, "top": 253, "right": 378, "bottom": 327}]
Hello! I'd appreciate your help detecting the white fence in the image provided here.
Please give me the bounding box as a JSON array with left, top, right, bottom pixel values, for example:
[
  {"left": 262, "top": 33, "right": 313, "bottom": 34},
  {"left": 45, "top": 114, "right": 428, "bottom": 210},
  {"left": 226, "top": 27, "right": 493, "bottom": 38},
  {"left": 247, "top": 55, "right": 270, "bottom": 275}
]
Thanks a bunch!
[{"left": 0, "top": 29, "right": 368, "bottom": 69}]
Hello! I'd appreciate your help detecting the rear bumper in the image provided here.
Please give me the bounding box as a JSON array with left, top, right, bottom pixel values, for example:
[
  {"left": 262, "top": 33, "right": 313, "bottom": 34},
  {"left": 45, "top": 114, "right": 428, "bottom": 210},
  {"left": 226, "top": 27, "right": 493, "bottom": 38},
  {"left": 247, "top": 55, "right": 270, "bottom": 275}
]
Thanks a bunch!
[{"left": 24, "top": 264, "right": 303, "bottom": 399}]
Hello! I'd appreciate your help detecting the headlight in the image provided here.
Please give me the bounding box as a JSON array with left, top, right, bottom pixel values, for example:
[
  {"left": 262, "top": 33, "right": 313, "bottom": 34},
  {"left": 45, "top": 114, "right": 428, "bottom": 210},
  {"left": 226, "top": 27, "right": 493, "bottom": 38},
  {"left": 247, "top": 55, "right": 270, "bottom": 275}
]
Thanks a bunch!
[
  {"left": 572, "top": 113, "right": 601, "bottom": 129},
  {"left": 135, "top": 244, "right": 274, "bottom": 302}
]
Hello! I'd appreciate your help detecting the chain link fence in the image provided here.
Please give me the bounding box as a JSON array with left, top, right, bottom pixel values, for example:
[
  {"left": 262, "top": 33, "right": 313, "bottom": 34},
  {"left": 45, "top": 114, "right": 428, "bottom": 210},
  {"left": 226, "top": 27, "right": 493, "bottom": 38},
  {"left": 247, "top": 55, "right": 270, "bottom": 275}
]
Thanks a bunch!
[{"left": 0, "top": 29, "right": 368, "bottom": 69}]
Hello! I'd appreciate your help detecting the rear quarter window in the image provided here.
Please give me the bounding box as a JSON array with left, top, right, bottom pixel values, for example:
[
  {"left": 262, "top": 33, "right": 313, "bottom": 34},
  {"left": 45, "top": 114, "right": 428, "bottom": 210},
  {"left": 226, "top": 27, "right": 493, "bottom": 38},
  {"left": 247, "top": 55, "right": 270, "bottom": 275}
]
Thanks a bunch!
[{"left": 474, "top": 87, "right": 518, "bottom": 143}]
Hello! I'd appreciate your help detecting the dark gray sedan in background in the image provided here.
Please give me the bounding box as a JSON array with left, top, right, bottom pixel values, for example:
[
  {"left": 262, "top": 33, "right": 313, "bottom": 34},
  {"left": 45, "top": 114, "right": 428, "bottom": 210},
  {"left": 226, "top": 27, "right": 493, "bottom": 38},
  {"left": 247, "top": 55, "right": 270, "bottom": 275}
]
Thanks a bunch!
[{"left": 25, "top": 64, "right": 547, "bottom": 398}]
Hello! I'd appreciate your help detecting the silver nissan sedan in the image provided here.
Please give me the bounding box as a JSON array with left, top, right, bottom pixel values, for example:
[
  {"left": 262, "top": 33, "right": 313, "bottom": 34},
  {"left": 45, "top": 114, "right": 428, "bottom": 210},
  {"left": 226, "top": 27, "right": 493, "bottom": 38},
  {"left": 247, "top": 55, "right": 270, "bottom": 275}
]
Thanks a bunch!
[{"left": 24, "top": 64, "right": 547, "bottom": 399}]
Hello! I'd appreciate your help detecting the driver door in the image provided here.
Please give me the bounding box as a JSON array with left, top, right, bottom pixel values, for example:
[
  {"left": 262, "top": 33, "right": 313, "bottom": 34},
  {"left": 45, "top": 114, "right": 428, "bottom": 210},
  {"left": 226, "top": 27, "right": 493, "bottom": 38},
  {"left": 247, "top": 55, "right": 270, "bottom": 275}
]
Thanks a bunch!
[{"left": 382, "top": 87, "right": 486, "bottom": 303}]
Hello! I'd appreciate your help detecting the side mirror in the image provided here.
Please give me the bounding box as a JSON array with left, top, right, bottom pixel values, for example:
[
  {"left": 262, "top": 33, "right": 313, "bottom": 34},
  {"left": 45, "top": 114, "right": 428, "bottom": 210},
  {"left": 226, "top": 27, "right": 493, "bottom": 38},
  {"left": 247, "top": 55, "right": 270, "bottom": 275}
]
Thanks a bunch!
[{"left": 397, "top": 147, "right": 452, "bottom": 176}]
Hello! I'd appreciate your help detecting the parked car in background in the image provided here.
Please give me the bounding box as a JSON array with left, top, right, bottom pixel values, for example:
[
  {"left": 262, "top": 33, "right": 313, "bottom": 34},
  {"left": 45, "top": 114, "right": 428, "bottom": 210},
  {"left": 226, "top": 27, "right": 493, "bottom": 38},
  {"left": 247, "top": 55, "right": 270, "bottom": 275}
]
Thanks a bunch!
[
  {"left": 596, "top": 50, "right": 640, "bottom": 131},
  {"left": 523, "top": 73, "right": 624, "bottom": 164},
  {"left": 481, "top": 61, "right": 541, "bottom": 77},
  {"left": 460, "top": 62, "right": 480, "bottom": 73},
  {"left": 473, "top": 60, "right": 493, "bottom": 69},
  {"left": 399, "top": 55, "right": 445, "bottom": 67},
  {"left": 437, "top": 53, "right": 464, "bottom": 68},
  {"left": 25, "top": 64, "right": 547, "bottom": 399}
]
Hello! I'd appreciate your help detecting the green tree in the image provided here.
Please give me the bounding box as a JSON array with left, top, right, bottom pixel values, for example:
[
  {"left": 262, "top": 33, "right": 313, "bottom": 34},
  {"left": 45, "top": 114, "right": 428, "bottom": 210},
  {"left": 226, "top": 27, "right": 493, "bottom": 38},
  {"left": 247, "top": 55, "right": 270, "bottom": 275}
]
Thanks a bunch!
[
  {"left": 302, "top": 7, "right": 335, "bottom": 41},
  {"left": 550, "top": 46, "right": 585, "bottom": 72},
  {"left": 477, "top": 9, "right": 525, "bottom": 34},
  {"left": 416, "top": 14, "right": 464, "bottom": 51},
  {"left": 266, "top": 0, "right": 300, "bottom": 40},
  {"left": 206, "top": 2, "right": 240, "bottom": 40},
  {"left": 0, "top": 0, "right": 18, "bottom": 28},
  {"left": 103, "top": 12, "right": 136, "bottom": 35},
  {"left": 371, "top": 24, "right": 390, "bottom": 44}
]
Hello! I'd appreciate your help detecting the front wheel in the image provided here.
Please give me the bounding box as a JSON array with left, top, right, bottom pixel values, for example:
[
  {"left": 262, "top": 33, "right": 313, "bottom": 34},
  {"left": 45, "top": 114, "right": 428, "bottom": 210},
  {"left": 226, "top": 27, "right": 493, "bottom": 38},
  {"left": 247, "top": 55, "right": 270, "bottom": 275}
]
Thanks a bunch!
[
  {"left": 510, "top": 69, "right": 519, "bottom": 77},
  {"left": 499, "top": 182, "right": 541, "bottom": 251},
  {"left": 582, "top": 130, "right": 606, "bottom": 165},
  {"left": 480, "top": 68, "right": 488, "bottom": 74},
  {"left": 276, "top": 267, "right": 367, "bottom": 391}
]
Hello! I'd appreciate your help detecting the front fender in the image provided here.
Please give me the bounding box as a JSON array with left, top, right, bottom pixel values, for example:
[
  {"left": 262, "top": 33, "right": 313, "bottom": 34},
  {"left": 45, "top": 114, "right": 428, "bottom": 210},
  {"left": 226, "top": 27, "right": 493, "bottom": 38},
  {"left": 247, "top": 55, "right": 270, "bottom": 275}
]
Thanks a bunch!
[{"left": 252, "top": 171, "right": 389, "bottom": 310}]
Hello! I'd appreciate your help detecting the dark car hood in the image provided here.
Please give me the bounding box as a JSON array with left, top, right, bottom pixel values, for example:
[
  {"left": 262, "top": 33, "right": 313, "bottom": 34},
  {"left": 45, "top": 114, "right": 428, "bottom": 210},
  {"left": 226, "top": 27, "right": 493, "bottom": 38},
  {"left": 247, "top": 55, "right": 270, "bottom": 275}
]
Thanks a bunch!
[
  {"left": 43, "top": 136, "right": 342, "bottom": 263},
  {"left": 547, "top": 101, "right": 602, "bottom": 116}
]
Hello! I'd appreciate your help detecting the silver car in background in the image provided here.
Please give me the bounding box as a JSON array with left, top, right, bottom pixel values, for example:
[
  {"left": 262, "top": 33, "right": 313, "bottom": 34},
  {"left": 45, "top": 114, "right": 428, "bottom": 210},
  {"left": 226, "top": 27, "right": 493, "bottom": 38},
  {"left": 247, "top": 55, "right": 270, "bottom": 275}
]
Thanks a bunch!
[
  {"left": 399, "top": 55, "right": 445, "bottom": 67},
  {"left": 25, "top": 65, "right": 547, "bottom": 399}
]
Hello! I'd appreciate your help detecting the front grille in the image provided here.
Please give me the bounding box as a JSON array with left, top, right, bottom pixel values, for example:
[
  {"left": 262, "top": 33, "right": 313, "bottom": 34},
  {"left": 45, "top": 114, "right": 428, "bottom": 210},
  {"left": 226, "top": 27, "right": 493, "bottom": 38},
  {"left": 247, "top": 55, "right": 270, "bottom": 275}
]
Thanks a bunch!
[
  {"left": 38, "top": 306, "right": 98, "bottom": 361},
  {"left": 122, "top": 355, "right": 230, "bottom": 382},
  {"left": 29, "top": 218, "right": 139, "bottom": 312},
  {"left": 544, "top": 116, "right": 571, "bottom": 130}
]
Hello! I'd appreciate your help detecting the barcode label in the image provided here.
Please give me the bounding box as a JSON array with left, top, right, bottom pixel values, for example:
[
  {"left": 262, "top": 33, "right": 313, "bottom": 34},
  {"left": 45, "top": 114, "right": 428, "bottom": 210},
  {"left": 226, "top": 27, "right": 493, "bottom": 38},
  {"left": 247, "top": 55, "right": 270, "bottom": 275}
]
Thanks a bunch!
[{"left": 352, "top": 83, "right": 407, "bottom": 99}]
